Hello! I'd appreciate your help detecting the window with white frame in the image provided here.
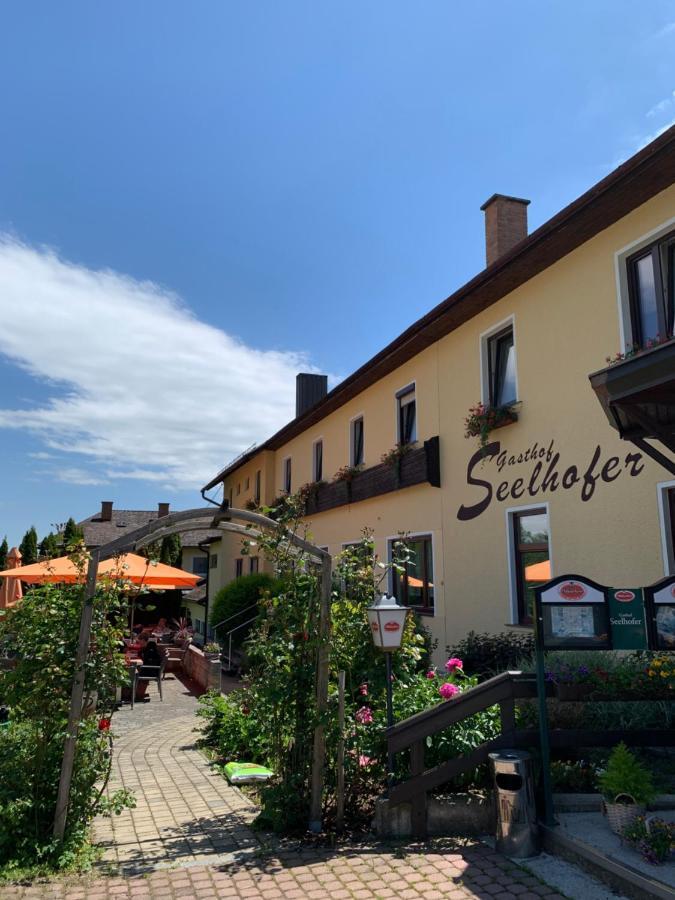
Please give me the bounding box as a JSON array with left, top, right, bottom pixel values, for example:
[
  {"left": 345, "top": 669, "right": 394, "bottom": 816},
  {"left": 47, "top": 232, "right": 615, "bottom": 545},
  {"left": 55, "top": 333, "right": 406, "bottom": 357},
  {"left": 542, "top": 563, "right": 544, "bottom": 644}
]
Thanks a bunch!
[
  {"left": 235, "top": 558, "right": 243, "bottom": 578},
  {"left": 388, "top": 534, "right": 433, "bottom": 613},
  {"left": 396, "top": 384, "right": 417, "bottom": 444},
  {"left": 209, "top": 553, "right": 218, "bottom": 569},
  {"left": 249, "top": 556, "right": 259, "bottom": 574},
  {"left": 617, "top": 221, "right": 675, "bottom": 348},
  {"left": 626, "top": 229, "right": 675, "bottom": 345},
  {"left": 481, "top": 319, "right": 518, "bottom": 409},
  {"left": 283, "top": 457, "right": 292, "bottom": 493},
  {"left": 507, "top": 506, "right": 550, "bottom": 625},
  {"left": 192, "top": 556, "right": 208, "bottom": 577},
  {"left": 313, "top": 439, "right": 323, "bottom": 482},
  {"left": 254, "top": 469, "right": 261, "bottom": 504},
  {"left": 659, "top": 483, "right": 675, "bottom": 576},
  {"left": 350, "top": 416, "right": 364, "bottom": 466}
]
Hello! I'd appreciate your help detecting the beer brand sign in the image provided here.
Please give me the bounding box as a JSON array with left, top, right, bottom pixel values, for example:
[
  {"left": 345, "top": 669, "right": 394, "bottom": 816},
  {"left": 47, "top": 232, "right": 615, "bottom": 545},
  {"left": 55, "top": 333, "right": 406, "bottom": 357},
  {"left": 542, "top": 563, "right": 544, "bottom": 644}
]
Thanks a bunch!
[{"left": 457, "top": 438, "right": 644, "bottom": 521}]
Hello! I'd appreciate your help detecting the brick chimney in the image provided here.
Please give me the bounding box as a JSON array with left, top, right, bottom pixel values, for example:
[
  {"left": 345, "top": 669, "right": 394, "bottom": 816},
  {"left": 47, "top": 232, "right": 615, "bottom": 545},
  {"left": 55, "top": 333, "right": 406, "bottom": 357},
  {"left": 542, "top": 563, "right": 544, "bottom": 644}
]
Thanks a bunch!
[
  {"left": 480, "top": 194, "right": 530, "bottom": 267},
  {"left": 100, "top": 501, "right": 113, "bottom": 522},
  {"left": 157, "top": 502, "right": 170, "bottom": 518}
]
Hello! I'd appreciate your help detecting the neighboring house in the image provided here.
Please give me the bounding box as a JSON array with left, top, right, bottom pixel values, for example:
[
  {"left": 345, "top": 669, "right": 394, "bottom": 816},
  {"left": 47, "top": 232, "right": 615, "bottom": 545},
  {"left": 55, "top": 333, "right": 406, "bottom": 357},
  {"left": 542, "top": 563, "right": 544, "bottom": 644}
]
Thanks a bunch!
[
  {"left": 202, "top": 127, "right": 675, "bottom": 658},
  {"left": 78, "top": 502, "right": 220, "bottom": 640}
]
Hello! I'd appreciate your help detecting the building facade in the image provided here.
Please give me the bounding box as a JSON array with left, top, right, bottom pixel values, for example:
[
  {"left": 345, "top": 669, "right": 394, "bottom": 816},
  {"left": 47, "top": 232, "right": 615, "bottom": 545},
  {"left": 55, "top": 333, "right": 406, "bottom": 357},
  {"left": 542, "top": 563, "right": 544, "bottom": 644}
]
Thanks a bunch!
[{"left": 202, "top": 128, "right": 675, "bottom": 657}]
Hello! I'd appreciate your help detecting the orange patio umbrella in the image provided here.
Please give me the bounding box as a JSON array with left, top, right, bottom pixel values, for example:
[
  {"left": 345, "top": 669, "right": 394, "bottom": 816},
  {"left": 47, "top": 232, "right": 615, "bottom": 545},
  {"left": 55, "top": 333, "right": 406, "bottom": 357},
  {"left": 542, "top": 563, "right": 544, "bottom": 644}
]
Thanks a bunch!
[
  {"left": 0, "top": 547, "right": 24, "bottom": 610},
  {"left": 525, "top": 559, "right": 551, "bottom": 582},
  {"left": 0, "top": 552, "right": 200, "bottom": 588}
]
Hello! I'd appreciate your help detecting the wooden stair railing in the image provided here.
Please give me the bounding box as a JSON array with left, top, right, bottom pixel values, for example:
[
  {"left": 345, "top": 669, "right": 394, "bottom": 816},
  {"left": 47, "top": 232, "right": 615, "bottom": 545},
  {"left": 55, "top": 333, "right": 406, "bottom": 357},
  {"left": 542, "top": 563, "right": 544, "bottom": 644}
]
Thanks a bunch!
[{"left": 385, "top": 670, "right": 675, "bottom": 838}]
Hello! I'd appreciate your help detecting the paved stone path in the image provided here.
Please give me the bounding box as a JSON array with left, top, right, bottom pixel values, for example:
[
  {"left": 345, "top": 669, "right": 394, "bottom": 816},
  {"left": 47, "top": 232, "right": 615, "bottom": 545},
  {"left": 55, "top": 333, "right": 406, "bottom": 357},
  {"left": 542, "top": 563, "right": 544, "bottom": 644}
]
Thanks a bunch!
[{"left": 1, "top": 674, "right": 568, "bottom": 899}]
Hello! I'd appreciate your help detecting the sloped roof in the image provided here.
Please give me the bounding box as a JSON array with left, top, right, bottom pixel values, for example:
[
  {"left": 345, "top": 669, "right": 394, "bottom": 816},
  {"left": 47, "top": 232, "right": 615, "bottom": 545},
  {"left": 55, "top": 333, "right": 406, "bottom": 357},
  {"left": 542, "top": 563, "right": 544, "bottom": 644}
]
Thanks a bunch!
[
  {"left": 202, "top": 124, "right": 675, "bottom": 490},
  {"left": 78, "top": 509, "right": 221, "bottom": 550}
]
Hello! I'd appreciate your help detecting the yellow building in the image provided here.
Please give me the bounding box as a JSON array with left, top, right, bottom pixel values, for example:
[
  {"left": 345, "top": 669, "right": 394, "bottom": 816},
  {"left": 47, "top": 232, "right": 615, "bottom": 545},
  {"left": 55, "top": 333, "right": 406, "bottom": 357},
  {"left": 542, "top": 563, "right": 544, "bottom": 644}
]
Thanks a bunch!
[{"left": 202, "top": 127, "right": 675, "bottom": 658}]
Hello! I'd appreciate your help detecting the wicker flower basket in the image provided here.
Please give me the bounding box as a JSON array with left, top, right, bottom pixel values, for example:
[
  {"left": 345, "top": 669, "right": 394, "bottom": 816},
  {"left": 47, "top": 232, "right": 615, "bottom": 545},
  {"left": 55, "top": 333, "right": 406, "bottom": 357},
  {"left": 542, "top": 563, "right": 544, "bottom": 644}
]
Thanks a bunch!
[{"left": 603, "top": 794, "right": 645, "bottom": 835}]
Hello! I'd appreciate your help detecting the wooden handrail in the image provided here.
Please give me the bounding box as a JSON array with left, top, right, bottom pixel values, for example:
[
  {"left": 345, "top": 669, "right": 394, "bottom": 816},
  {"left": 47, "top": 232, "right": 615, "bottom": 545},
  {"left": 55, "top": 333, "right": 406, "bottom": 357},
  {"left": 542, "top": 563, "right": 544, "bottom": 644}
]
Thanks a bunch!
[{"left": 386, "top": 671, "right": 527, "bottom": 754}]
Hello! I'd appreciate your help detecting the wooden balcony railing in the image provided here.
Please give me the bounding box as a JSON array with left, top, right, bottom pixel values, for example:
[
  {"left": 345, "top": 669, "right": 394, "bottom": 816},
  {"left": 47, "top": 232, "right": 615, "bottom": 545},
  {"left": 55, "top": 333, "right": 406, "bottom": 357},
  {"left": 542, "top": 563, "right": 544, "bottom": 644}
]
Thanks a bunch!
[{"left": 303, "top": 436, "right": 440, "bottom": 516}]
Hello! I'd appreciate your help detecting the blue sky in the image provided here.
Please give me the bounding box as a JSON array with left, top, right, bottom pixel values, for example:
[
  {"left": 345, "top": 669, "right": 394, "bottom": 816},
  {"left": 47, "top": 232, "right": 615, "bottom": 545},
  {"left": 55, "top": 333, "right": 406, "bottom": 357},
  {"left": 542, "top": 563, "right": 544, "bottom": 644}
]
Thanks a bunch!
[{"left": 0, "top": 1, "right": 674, "bottom": 545}]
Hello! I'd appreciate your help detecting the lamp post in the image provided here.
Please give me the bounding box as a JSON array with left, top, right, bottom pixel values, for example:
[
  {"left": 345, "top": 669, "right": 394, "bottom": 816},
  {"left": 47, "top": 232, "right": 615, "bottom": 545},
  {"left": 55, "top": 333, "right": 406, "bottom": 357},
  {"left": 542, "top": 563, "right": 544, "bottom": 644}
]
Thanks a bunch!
[{"left": 367, "top": 593, "right": 407, "bottom": 786}]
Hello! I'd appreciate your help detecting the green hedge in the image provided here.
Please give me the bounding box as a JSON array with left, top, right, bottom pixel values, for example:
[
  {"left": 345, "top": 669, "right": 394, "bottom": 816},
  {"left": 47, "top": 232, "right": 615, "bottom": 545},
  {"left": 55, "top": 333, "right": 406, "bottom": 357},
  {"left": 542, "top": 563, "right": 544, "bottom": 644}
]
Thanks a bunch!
[{"left": 210, "top": 573, "right": 283, "bottom": 644}]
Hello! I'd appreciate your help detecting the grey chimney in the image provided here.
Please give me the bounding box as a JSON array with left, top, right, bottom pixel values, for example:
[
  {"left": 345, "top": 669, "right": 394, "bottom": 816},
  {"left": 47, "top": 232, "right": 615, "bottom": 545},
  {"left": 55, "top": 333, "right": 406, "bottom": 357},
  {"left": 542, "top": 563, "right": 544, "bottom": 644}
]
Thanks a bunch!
[
  {"left": 100, "top": 501, "right": 113, "bottom": 522},
  {"left": 158, "top": 502, "right": 170, "bottom": 518},
  {"left": 480, "top": 194, "right": 530, "bottom": 267},
  {"left": 296, "top": 373, "right": 328, "bottom": 418}
]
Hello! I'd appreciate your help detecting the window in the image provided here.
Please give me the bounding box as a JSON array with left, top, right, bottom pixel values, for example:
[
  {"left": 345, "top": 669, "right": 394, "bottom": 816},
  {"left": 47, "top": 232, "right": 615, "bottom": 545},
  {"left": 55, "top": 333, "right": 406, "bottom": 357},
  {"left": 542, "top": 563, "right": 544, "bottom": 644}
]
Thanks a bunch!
[
  {"left": 487, "top": 325, "right": 517, "bottom": 408},
  {"left": 235, "top": 558, "right": 243, "bottom": 578},
  {"left": 396, "top": 385, "right": 417, "bottom": 444},
  {"left": 249, "top": 556, "right": 259, "bottom": 574},
  {"left": 389, "top": 534, "right": 433, "bottom": 613},
  {"left": 659, "top": 485, "right": 675, "bottom": 575},
  {"left": 228, "top": 487, "right": 233, "bottom": 506},
  {"left": 350, "top": 417, "right": 364, "bottom": 466},
  {"left": 510, "top": 508, "right": 550, "bottom": 625},
  {"left": 627, "top": 230, "right": 675, "bottom": 344},
  {"left": 209, "top": 553, "right": 218, "bottom": 569},
  {"left": 254, "top": 470, "right": 261, "bottom": 504},
  {"left": 237, "top": 482, "right": 241, "bottom": 495},
  {"left": 191, "top": 556, "right": 208, "bottom": 577},
  {"left": 245, "top": 476, "right": 250, "bottom": 491},
  {"left": 283, "top": 457, "right": 292, "bottom": 493},
  {"left": 313, "top": 440, "right": 323, "bottom": 482}
]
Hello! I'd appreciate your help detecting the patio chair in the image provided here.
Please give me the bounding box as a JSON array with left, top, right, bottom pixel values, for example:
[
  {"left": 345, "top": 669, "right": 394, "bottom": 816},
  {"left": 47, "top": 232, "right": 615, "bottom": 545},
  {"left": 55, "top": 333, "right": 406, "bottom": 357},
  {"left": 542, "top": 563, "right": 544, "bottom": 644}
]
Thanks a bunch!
[{"left": 131, "top": 656, "right": 167, "bottom": 708}]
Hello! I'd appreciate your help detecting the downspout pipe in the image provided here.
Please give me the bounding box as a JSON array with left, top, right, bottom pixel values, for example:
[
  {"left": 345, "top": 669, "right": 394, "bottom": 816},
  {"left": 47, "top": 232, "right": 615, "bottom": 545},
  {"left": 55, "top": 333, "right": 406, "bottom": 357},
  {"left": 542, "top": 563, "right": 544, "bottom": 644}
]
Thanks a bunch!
[{"left": 198, "top": 540, "right": 211, "bottom": 642}]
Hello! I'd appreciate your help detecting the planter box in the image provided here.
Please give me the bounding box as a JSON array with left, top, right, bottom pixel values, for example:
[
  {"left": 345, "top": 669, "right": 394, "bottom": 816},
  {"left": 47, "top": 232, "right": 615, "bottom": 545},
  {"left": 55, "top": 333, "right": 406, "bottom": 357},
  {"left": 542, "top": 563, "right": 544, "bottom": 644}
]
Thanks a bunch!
[
  {"left": 303, "top": 437, "right": 440, "bottom": 516},
  {"left": 556, "top": 683, "right": 594, "bottom": 701},
  {"left": 374, "top": 791, "right": 493, "bottom": 837}
]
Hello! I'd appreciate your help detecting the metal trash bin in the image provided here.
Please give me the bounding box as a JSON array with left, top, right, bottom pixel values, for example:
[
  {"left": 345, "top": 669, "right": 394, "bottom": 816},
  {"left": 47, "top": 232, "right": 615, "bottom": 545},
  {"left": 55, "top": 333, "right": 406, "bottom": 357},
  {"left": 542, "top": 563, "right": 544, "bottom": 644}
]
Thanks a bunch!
[{"left": 489, "top": 750, "right": 539, "bottom": 858}]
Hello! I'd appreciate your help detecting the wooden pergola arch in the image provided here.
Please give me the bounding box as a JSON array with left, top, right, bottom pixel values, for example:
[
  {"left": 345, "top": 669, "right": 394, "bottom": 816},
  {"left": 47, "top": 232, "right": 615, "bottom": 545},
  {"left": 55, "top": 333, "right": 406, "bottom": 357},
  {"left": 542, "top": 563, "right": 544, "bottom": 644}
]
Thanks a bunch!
[{"left": 53, "top": 503, "right": 332, "bottom": 841}]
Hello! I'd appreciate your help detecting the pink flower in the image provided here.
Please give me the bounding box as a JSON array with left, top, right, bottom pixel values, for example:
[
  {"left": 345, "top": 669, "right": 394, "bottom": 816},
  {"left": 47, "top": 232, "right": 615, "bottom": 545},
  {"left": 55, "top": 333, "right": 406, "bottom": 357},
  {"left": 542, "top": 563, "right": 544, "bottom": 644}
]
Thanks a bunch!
[
  {"left": 358, "top": 683, "right": 368, "bottom": 696},
  {"left": 426, "top": 669, "right": 436, "bottom": 679},
  {"left": 358, "top": 755, "right": 372, "bottom": 767},
  {"left": 445, "top": 657, "right": 463, "bottom": 672},
  {"left": 439, "top": 682, "right": 460, "bottom": 700},
  {"left": 355, "top": 706, "right": 374, "bottom": 725}
]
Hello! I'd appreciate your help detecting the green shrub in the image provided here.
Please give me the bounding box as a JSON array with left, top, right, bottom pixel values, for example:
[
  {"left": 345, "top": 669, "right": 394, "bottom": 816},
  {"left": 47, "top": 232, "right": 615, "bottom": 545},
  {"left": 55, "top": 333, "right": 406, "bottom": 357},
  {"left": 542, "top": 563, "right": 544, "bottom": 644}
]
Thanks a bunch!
[
  {"left": 197, "top": 690, "right": 271, "bottom": 764},
  {"left": 0, "top": 562, "right": 133, "bottom": 872},
  {"left": 597, "top": 742, "right": 655, "bottom": 805},
  {"left": 448, "top": 630, "right": 535, "bottom": 680},
  {"left": 210, "top": 573, "right": 284, "bottom": 643}
]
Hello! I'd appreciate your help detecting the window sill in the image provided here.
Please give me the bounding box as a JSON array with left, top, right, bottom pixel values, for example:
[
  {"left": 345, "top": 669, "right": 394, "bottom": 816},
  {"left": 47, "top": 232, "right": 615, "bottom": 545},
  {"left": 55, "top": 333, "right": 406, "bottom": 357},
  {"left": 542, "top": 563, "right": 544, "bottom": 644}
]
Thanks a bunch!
[
  {"left": 409, "top": 606, "right": 435, "bottom": 617},
  {"left": 504, "top": 621, "right": 533, "bottom": 630}
]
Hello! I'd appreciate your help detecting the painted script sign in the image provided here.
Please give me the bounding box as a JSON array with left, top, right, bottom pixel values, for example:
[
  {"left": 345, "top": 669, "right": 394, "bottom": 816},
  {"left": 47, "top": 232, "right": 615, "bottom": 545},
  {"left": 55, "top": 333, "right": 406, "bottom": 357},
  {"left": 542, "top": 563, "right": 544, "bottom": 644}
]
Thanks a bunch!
[{"left": 457, "top": 438, "right": 644, "bottom": 521}]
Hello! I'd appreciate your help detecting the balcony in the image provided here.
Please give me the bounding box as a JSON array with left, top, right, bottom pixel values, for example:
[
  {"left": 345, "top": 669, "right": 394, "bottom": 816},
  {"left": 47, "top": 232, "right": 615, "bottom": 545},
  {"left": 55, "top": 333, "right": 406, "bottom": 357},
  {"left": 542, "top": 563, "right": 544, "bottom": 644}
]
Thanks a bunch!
[
  {"left": 589, "top": 338, "right": 675, "bottom": 476},
  {"left": 302, "top": 436, "right": 440, "bottom": 515}
]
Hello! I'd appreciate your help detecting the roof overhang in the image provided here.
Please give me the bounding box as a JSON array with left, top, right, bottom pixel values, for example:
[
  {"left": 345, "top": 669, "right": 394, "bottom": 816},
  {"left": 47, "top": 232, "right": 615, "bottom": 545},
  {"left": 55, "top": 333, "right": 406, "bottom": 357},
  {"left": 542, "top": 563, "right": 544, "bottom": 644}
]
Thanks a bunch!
[
  {"left": 202, "top": 125, "right": 675, "bottom": 492},
  {"left": 589, "top": 339, "right": 675, "bottom": 475}
]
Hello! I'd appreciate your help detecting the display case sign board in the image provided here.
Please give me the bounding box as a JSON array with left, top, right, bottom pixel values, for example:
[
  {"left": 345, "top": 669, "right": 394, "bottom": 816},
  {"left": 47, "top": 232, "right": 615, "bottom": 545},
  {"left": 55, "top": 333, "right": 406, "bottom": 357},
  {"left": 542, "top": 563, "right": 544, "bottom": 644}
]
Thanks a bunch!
[
  {"left": 535, "top": 575, "right": 648, "bottom": 650},
  {"left": 644, "top": 576, "right": 675, "bottom": 651}
]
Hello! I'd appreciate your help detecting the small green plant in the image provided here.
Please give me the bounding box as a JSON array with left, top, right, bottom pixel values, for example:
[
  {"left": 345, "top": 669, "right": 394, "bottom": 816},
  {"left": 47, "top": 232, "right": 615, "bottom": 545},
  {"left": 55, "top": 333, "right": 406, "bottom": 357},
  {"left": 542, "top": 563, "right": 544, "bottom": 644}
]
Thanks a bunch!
[
  {"left": 622, "top": 815, "right": 674, "bottom": 865},
  {"left": 203, "top": 642, "right": 221, "bottom": 655},
  {"left": 597, "top": 742, "right": 655, "bottom": 805},
  {"left": 380, "top": 442, "right": 414, "bottom": 468}
]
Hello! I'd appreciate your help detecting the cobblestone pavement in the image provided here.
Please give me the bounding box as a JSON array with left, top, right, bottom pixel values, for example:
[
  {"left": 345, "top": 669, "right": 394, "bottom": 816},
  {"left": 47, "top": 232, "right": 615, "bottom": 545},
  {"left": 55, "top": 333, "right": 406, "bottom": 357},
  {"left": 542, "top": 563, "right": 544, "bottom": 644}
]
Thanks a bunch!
[{"left": 0, "top": 674, "right": 566, "bottom": 899}]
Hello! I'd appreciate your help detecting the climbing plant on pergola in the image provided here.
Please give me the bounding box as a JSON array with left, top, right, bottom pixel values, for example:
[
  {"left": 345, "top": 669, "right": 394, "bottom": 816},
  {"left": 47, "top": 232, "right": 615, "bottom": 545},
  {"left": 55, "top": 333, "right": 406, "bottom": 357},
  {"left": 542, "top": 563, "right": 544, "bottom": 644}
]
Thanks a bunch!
[{"left": 53, "top": 503, "right": 332, "bottom": 841}]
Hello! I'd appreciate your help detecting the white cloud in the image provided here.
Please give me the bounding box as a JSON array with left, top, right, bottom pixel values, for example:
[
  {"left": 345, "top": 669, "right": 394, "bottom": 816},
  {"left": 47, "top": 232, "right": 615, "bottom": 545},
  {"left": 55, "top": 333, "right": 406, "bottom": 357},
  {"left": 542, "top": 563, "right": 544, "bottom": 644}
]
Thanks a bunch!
[
  {"left": 646, "top": 91, "right": 675, "bottom": 118},
  {"left": 654, "top": 21, "right": 675, "bottom": 39},
  {"left": 635, "top": 116, "right": 675, "bottom": 151},
  {"left": 58, "top": 467, "right": 111, "bottom": 487},
  {"left": 0, "top": 237, "right": 319, "bottom": 491}
]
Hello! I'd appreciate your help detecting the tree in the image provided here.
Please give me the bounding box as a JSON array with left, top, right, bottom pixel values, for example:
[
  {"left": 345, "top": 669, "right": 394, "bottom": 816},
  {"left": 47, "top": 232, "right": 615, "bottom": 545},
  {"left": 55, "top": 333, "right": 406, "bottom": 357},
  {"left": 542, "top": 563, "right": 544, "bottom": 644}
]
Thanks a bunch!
[
  {"left": 62, "top": 517, "right": 84, "bottom": 550},
  {"left": 0, "top": 537, "right": 8, "bottom": 570},
  {"left": 19, "top": 526, "right": 38, "bottom": 565},
  {"left": 39, "top": 532, "right": 60, "bottom": 559},
  {"left": 159, "top": 533, "right": 182, "bottom": 568}
]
